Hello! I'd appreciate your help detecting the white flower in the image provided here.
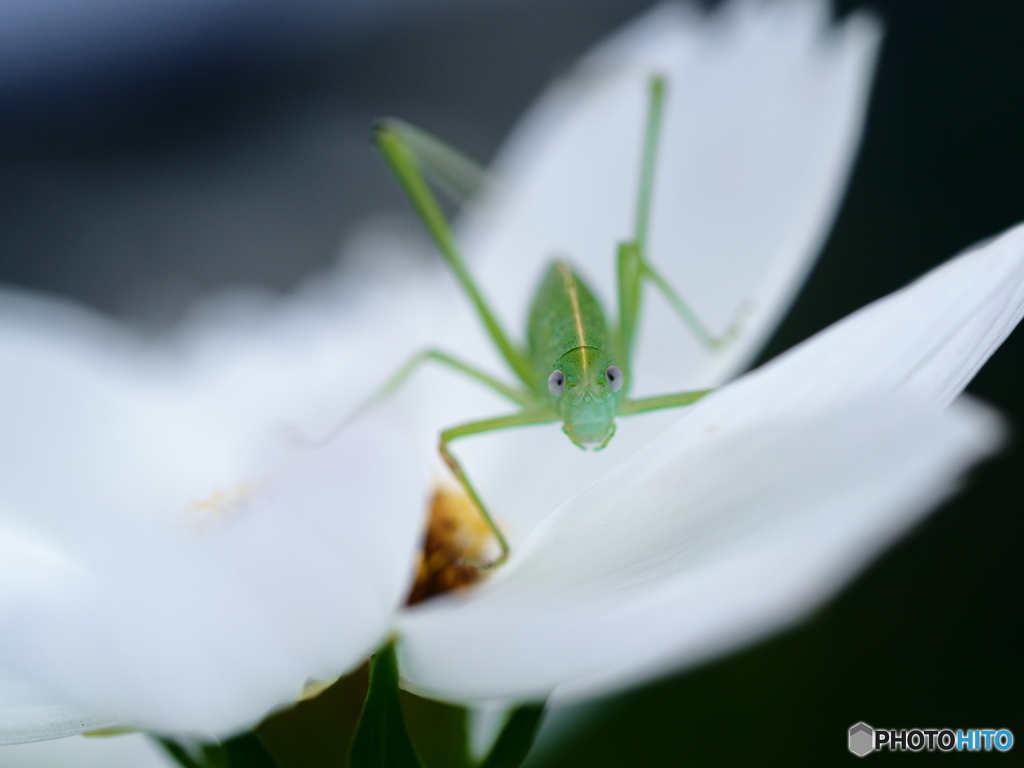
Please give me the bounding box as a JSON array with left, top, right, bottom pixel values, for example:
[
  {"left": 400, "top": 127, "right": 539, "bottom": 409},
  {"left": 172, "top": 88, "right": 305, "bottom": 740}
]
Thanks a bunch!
[
  {"left": 395, "top": 222, "right": 1024, "bottom": 703},
  {"left": 3, "top": 0, "right": 1016, "bottom": 757},
  {"left": 0, "top": 295, "right": 433, "bottom": 740},
  {"left": 409, "top": 0, "right": 885, "bottom": 553}
]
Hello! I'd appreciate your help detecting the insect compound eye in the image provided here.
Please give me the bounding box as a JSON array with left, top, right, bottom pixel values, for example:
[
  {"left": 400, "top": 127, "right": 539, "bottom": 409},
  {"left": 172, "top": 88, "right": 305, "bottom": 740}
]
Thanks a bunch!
[
  {"left": 547, "top": 369, "right": 566, "bottom": 397},
  {"left": 605, "top": 365, "right": 624, "bottom": 392}
]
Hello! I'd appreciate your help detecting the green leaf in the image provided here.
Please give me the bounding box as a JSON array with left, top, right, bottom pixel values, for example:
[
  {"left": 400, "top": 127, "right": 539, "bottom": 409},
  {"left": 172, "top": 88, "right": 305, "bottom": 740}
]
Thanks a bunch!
[
  {"left": 349, "top": 641, "right": 424, "bottom": 768},
  {"left": 199, "top": 744, "right": 231, "bottom": 768},
  {"left": 219, "top": 732, "right": 284, "bottom": 768},
  {"left": 400, "top": 691, "right": 474, "bottom": 768},
  {"left": 154, "top": 738, "right": 209, "bottom": 768},
  {"left": 479, "top": 704, "right": 546, "bottom": 768},
  {"left": 153, "top": 732, "right": 282, "bottom": 768}
]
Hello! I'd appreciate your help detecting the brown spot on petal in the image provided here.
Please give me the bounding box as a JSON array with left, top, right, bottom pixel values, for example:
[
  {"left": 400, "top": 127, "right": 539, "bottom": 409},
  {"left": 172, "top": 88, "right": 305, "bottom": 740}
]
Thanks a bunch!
[{"left": 405, "top": 486, "right": 495, "bottom": 606}]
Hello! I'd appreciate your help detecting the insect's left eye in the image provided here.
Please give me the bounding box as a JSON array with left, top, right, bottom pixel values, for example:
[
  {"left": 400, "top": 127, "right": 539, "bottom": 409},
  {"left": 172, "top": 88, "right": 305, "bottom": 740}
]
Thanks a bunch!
[
  {"left": 606, "top": 365, "right": 624, "bottom": 392},
  {"left": 548, "top": 369, "right": 566, "bottom": 397}
]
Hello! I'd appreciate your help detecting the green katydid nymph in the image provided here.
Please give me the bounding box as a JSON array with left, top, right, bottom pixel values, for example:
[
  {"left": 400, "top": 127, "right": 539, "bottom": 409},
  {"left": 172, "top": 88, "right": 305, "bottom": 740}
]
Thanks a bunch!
[{"left": 370, "top": 76, "right": 741, "bottom": 568}]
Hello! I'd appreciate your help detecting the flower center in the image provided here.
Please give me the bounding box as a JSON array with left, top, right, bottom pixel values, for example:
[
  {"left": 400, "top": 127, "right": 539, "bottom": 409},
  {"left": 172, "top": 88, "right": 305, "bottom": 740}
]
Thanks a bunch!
[
  {"left": 183, "top": 483, "right": 254, "bottom": 528},
  {"left": 405, "top": 486, "right": 495, "bottom": 606}
]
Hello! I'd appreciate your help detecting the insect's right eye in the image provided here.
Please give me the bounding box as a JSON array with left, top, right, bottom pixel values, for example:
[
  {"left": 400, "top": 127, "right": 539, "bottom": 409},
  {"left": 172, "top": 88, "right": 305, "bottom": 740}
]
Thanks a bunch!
[
  {"left": 548, "top": 369, "right": 566, "bottom": 397},
  {"left": 605, "top": 365, "right": 624, "bottom": 392}
]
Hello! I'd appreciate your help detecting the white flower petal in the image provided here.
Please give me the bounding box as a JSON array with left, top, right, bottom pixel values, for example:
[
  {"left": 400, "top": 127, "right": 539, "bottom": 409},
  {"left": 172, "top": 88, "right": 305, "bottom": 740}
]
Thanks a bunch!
[
  {"left": 0, "top": 667, "right": 116, "bottom": 746},
  {"left": 0, "top": 733, "right": 169, "bottom": 767},
  {"left": 396, "top": 391, "right": 1000, "bottom": 703},
  {"left": 0, "top": 411, "right": 428, "bottom": 735},
  {"left": 461, "top": 0, "right": 881, "bottom": 394},
  {"left": 396, "top": 221, "right": 1024, "bottom": 702},
  {"left": 466, "top": 699, "right": 517, "bottom": 764},
  {"left": 746, "top": 221, "right": 1024, "bottom": 409},
  {"left": 0, "top": 291, "right": 194, "bottom": 534},
  {"left": 0, "top": 225, "right": 454, "bottom": 741},
  {"left": 396, "top": 220, "right": 1024, "bottom": 702},
  {"left": 0, "top": 240, "right": 459, "bottom": 541}
]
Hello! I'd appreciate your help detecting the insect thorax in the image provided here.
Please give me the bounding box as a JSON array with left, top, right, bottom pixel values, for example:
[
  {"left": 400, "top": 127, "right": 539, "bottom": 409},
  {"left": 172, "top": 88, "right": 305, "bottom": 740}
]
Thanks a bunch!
[
  {"left": 526, "top": 260, "right": 621, "bottom": 448},
  {"left": 526, "top": 261, "right": 613, "bottom": 371}
]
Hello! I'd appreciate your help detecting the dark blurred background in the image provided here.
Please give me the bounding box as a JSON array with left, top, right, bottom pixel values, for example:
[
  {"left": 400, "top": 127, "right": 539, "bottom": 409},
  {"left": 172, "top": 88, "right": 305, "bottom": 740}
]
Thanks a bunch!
[{"left": 0, "top": 0, "right": 1021, "bottom": 764}]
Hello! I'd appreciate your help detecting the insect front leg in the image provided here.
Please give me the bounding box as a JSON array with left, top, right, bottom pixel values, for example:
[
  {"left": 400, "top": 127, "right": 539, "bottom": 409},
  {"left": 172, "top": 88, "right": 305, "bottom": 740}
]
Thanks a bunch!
[
  {"left": 286, "top": 348, "right": 533, "bottom": 448},
  {"left": 620, "top": 389, "right": 712, "bottom": 416},
  {"left": 439, "top": 410, "right": 559, "bottom": 567},
  {"left": 639, "top": 260, "right": 750, "bottom": 352},
  {"left": 369, "top": 349, "right": 535, "bottom": 411},
  {"left": 620, "top": 237, "right": 749, "bottom": 357},
  {"left": 615, "top": 241, "right": 642, "bottom": 381}
]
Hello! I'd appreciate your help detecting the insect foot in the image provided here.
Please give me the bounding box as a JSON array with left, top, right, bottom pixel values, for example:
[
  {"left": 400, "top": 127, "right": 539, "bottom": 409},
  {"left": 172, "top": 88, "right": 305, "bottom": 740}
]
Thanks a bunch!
[{"left": 712, "top": 298, "right": 756, "bottom": 351}]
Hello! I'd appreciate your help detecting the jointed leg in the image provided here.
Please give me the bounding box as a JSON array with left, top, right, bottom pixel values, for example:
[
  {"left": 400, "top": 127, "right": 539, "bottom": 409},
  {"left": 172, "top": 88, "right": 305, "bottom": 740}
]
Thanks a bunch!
[
  {"left": 624, "top": 244, "right": 747, "bottom": 354},
  {"left": 287, "top": 348, "right": 533, "bottom": 448},
  {"left": 641, "top": 261, "right": 746, "bottom": 351},
  {"left": 616, "top": 241, "right": 643, "bottom": 378},
  {"left": 374, "top": 123, "right": 535, "bottom": 386},
  {"left": 440, "top": 410, "right": 560, "bottom": 567},
  {"left": 370, "top": 349, "right": 534, "bottom": 411},
  {"left": 615, "top": 73, "right": 666, "bottom": 373},
  {"left": 620, "top": 389, "right": 712, "bottom": 416},
  {"left": 618, "top": 76, "right": 745, "bottom": 364}
]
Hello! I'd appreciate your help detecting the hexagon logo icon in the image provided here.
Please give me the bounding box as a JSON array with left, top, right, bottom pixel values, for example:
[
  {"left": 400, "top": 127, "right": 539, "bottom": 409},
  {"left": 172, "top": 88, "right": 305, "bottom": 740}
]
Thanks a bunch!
[{"left": 849, "top": 722, "right": 875, "bottom": 757}]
